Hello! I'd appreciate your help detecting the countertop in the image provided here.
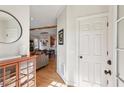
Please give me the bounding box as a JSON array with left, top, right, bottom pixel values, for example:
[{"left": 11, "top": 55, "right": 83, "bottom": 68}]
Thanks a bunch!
[{"left": 0, "top": 55, "right": 37, "bottom": 66}]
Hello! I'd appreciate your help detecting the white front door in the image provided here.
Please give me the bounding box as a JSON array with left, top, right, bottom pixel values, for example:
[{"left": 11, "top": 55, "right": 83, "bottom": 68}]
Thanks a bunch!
[{"left": 78, "top": 14, "right": 108, "bottom": 87}]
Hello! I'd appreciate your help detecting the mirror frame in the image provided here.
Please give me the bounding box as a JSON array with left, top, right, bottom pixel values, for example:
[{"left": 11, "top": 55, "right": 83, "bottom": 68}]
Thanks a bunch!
[{"left": 0, "top": 10, "right": 23, "bottom": 44}]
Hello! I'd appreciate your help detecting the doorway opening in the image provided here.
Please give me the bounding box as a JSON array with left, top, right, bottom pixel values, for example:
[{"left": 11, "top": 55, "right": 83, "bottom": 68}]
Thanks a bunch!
[
  {"left": 30, "top": 5, "right": 66, "bottom": 87},
  {"left": 30, "top": 28, "right": 65, "bottom": 87}
]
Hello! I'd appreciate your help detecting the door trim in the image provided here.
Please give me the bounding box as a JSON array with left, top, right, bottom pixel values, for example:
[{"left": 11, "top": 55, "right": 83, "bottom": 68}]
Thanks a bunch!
[
  {"left": 76, "top": 13, "right": 108, "bottom": 87},
  {"left": 77, "top": 13, "right": 108, "bottom": 21},
  {"left": 113, "top": 5, "right": 118, "bottom": 87}
]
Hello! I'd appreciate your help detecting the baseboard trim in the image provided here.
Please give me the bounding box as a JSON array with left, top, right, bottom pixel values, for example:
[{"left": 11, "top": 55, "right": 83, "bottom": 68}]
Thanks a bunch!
[
  {"left": 56, "top": 70, "right": 80, "bottom": 87},
  {"left": 57, "top": 70, "right": 66, "bottom": 83},
  {"left": 65, "top": 80, "right": 79, "bottom": 87}
]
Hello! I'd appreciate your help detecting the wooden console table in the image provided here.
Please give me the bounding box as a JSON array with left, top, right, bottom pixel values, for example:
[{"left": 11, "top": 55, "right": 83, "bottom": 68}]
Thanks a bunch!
[{"left": 0, "top": 56, "right": 37, "bottom": 87}]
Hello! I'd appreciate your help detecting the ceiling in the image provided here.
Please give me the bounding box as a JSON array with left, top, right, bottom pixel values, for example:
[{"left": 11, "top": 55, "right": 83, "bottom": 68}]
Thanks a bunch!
[
  {"left": 30, "top": 5, "right": 64, "bottom": 28},
  {"left": 30, "top": 5, "right": 64, "bottom": 38},
  {"left": 30, "top": 28, "right": 57, "bottom": 38}
]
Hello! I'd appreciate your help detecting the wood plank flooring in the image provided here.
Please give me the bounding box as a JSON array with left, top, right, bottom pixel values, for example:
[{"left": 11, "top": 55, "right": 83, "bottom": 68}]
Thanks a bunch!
[{"left": 36, "top": 57, "right": 66, "bottom": 87}]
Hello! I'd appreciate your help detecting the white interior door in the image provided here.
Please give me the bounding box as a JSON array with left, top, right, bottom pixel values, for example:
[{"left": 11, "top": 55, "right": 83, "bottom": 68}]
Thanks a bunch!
[{"left": 78, "top": 14, "right": 108, "bottom": 87}]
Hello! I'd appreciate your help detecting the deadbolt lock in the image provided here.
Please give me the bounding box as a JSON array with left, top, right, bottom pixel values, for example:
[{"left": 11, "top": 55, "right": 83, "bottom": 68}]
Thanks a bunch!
[{"left": 107, "top": 60, "right": 112, "bottom": 65}]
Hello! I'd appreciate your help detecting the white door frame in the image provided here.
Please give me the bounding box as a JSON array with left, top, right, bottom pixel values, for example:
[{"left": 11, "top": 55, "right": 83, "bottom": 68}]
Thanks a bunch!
[
  {"left": 76, "top": 13, "right": 109, "bottom": 86},
  {"left": 112, "top": 5, "right": 118, "bottom": 87}
]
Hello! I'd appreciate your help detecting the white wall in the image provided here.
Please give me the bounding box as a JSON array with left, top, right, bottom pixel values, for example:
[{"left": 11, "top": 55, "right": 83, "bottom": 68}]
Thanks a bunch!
[
  {"left": 57, "top": 7, "right": 67, "bottom": 81},
  {"left": 0, "top": 21, "right": 5, "bottom": 42},
  {"left": 39, "top": 34, "right": 50, "bottom": 50},
  {"left": 0, "top": 6, "right": 30, "bottom": 58},
  {"left": 57, "top": 5, "right": 114, "bottom": 86}
]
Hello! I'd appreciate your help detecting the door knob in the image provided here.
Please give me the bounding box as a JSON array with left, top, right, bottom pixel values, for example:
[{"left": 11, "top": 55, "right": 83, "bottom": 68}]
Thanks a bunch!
[{"left": 80, "top": 56, "right": 83, "bottom": 59}]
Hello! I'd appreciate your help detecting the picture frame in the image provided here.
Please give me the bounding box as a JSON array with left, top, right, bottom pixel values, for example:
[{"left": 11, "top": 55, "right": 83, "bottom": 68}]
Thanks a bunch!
[{"left": 58, "top": 29, "right": 64, "bottom": 45}]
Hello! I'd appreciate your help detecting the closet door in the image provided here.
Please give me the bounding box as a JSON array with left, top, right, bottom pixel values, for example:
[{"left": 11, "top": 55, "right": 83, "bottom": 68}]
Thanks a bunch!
[{"left": 116, "top": 5, "right": 124, "bottom": 87}]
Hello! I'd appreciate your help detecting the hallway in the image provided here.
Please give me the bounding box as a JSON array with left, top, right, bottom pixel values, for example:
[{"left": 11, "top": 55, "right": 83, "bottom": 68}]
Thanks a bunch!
[{"left": 36, "top": 57, "right": 66, "bottom": 87}]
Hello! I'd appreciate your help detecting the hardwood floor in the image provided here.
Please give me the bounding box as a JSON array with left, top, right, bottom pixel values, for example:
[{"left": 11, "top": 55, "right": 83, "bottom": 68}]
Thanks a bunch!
[{"left": 36, "top": 57, "right": 66, "bottom": 87}]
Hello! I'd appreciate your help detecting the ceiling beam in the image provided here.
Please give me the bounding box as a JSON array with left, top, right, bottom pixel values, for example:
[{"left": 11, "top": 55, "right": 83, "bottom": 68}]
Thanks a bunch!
[{"left": 30, "top": 25, "right": 57, "bottom": 31}]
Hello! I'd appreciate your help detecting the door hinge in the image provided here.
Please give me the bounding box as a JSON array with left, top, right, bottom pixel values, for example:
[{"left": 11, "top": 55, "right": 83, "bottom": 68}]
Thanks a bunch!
[
  {"left": 107, "top": 22, "right": 109, "bottom": 27},
  {"left": 107, "top": 51, "right": 109, "bottom": 56}
]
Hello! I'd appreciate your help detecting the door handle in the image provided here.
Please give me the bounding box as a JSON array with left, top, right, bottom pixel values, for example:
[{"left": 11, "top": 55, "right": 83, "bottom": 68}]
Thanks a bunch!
[
  {"left": 104, "top": 70, "right": 111, "bottom": 75},
  {"left": 80, "top": 56, "right": 83, "bottom": 59}
]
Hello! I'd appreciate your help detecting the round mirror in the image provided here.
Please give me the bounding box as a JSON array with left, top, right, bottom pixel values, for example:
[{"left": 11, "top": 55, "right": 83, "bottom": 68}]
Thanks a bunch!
[{"left": 0, "top": 10, "right": 22, "bottom": 44}]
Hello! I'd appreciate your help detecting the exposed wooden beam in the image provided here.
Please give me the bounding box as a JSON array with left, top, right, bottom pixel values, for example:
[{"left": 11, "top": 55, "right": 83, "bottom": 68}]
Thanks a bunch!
[{"left": 30, "top": 25, "right": 57, "bottom": 31}]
